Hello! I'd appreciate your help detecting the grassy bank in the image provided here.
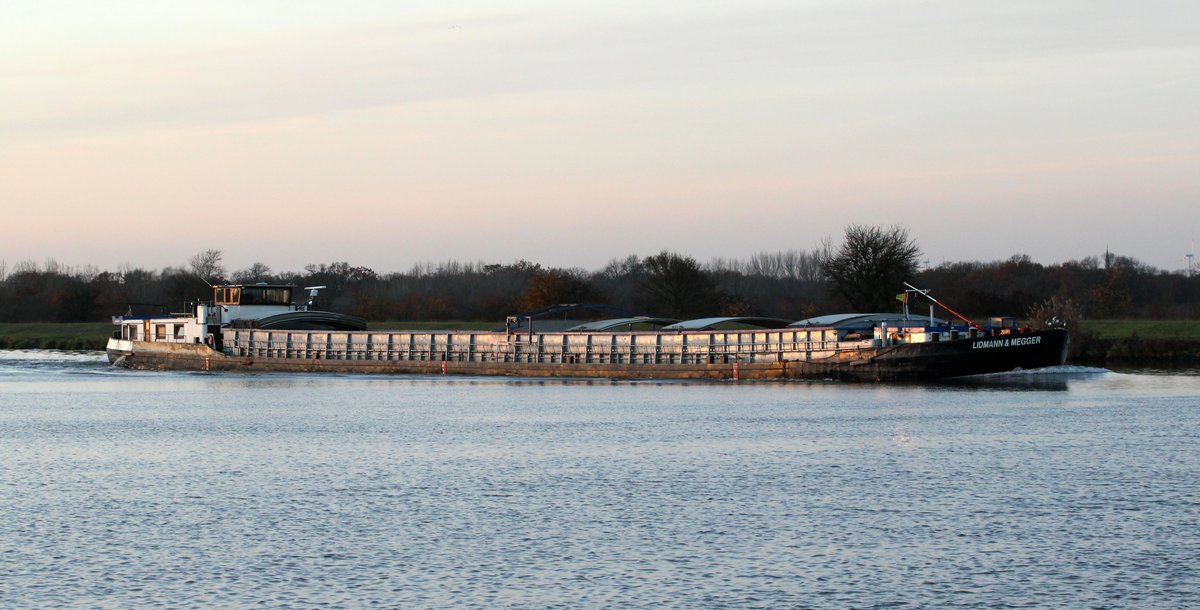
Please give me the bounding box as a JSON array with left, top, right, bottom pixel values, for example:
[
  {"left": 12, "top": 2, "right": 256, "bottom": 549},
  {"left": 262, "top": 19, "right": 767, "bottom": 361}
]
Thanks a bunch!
[
  {"left": 1074, "top": 319, "right": 1200, "bottom": 365},
  {"left": 0, "top": 323, "right": 114, "bottom": 350},
  {"left": 1079, "top": 319, "right": 1200, "bottom": 341}
]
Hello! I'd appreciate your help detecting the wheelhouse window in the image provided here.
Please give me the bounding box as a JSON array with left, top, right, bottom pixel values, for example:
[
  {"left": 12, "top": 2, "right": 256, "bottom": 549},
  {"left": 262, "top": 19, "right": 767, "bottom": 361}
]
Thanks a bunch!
[
  {"left": 214, "top": 285, "right": 291, "bottom": 306},
  {"left": 214, "top": 287, "right": 242, "bottom": 305},
  {"left": 240, "top": 286, "right": 292, "bottom": 305}
]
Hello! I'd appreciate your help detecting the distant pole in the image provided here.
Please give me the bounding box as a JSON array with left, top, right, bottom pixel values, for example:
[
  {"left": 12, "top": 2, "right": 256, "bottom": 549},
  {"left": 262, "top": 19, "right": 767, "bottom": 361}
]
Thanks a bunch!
[{"left": 1187, "top": 241, "right": 1196, "bottom": 277}]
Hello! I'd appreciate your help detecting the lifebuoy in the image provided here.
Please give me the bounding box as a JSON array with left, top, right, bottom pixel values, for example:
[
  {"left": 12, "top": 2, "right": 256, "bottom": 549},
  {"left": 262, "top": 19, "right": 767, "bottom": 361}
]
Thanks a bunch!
[{"left": 205, "top": 333, "right": 215, "bottom": 348}]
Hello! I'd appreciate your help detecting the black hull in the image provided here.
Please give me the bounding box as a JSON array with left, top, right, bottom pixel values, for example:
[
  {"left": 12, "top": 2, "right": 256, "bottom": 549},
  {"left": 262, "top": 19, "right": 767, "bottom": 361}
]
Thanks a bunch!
[
  {"left": 107, "top": 329, "right": 1069, "bottom": 382},
  {"left": 795, "top": 329, "right": 1070, "bottom": 381}
]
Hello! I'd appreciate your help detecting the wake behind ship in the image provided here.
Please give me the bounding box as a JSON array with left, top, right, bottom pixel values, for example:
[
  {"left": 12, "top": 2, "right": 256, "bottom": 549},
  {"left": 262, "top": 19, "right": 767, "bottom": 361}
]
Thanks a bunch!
[{"left": 107, "top": 284, "right": 1069, "bottom": 382}]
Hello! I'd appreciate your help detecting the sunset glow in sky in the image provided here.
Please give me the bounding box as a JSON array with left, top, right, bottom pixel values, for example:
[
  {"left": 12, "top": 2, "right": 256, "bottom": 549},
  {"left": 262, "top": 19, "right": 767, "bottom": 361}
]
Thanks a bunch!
[{"left": 2, "top": 0, "right": 1197, "bottom": 273}]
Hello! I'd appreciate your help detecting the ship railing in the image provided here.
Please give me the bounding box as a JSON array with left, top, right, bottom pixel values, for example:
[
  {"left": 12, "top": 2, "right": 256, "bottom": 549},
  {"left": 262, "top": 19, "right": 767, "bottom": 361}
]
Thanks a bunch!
[{"left": 225, "top": 329, "right": 841, "bottom": 365}]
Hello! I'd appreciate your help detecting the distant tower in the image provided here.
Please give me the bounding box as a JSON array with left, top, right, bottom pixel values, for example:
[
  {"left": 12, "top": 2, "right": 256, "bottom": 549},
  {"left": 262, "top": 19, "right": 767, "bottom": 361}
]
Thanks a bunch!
[{"left": 1187, "top": 241, "right": 1196, "bottom": 277}]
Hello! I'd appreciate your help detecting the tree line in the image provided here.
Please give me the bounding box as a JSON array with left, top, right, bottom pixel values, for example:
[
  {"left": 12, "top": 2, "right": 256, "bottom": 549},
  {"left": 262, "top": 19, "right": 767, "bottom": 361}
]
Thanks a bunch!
[{"left": 1, "top": 226, "right": 1197, "bottom": 324}]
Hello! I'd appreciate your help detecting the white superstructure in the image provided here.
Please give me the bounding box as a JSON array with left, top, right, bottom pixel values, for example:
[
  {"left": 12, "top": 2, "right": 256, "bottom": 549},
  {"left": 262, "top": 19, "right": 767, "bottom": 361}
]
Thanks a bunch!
[{"left": 110, "top": 284, "right": 299, "bottom": 349}]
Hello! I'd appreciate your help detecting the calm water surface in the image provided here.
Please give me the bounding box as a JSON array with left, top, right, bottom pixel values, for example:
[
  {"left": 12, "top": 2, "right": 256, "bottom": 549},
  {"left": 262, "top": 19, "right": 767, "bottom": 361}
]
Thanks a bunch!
[{"left": 1, "top": 351, "right": 1197, "bottom": 608}]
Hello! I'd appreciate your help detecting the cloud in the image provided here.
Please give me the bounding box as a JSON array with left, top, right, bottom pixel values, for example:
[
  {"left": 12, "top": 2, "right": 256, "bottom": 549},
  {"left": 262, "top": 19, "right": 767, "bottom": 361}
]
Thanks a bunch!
[
  {"left": 2, "top": 0, "right": 1197, "bottom": 270},
  {"left": 8, "top": 0, "right": 1194, "bottom": 141}
]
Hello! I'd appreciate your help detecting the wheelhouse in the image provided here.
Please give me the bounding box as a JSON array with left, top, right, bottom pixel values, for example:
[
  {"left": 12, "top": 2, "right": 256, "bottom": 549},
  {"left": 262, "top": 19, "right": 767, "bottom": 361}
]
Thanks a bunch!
[{"left": 214, "top": 285, "right": 293, "bottom": 307}]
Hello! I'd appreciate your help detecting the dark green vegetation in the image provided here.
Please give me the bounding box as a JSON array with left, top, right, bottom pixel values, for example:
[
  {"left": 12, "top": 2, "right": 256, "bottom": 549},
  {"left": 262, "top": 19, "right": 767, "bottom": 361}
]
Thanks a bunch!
[
  {"left": 1082, "top": 320, "right": 1200, "bottom": 341},
  {"left": 0, "top": 323, "right": 113, "bottom": 350},
  {"left": 1073, "top": 320, "right": 1200, "bottom": 365}
]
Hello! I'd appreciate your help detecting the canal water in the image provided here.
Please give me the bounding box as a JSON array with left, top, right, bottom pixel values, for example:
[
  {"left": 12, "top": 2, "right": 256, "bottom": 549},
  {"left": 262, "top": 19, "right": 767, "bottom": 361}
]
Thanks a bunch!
[{"left": 1, "top": 350, "right": 1197, "bottom": 608}]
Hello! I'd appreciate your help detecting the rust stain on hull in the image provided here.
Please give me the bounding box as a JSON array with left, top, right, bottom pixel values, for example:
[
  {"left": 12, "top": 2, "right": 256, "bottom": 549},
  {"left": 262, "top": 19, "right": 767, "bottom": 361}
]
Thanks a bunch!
[{"left": 110, "top": 345, "right": 791, "bottom": 380}]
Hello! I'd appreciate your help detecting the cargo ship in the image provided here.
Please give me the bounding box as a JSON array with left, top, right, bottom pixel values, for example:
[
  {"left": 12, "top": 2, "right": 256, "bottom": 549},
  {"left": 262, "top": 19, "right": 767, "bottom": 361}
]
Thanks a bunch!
[{"left": 105, "top": 283, "right": 1069, "bottom": 382}]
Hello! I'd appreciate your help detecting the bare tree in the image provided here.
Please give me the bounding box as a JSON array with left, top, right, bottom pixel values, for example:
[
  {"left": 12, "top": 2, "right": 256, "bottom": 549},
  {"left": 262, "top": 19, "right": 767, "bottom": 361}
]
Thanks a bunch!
[
  {"left": 600, "top": 255, "right": 642, "bottom": 279},
  {"left": 637, "top": 251, "right": 721, "bottom": 318},
  {"left": 188, "top": 249, "right": 227, "bottom": 284},
  {"left": 12, "top": 260, "right": 38, "bottom": 274},
  {"left": 232, "top": 262, "right": 274, "bottom": 284},
  {"left": 520, "top": 269, "right": 602, "bottom": 311},
  {"left": 747, "top": 249, "right": 823, "bottom": 281},
  {"left": 819, "top": 224, "right": 921, "bottom": 311}
]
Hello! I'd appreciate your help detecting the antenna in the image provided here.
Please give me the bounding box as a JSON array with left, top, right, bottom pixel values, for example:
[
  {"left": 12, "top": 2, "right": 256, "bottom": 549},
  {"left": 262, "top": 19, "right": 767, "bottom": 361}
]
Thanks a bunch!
[
  {"left": 903, "top": 282, "right": 983, "bottom": 330},
  {"left": 303, "top": 285, "right": 327, "bottom": 310}
]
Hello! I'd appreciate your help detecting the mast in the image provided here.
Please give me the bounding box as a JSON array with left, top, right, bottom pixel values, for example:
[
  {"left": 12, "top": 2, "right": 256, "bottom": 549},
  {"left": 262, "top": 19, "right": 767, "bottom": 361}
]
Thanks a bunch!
[{"left": 902, "top": 282, "right": 982, "bottom": 330}]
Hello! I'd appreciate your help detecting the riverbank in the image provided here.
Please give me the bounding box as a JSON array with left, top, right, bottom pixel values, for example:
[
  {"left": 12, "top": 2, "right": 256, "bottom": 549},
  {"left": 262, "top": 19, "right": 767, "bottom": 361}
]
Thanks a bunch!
[
  {"left": 0, "top": 323, "right": 113, "bottom": 350},
  {"left": 1067, "top": 320, "right": 1200, "bottom": 366},
  {"left": 0, "top": 321, "right": 496, "bottom": 351},
  {"left": 3, "top": 320, "right": 1198, "bottom": 366}
]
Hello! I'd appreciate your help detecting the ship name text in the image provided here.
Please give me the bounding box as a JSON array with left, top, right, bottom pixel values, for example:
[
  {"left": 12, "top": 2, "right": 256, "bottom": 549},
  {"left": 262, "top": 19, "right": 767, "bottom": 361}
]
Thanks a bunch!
[{"left": 972, "top": 335, "right": 1042, "bottom": 350}]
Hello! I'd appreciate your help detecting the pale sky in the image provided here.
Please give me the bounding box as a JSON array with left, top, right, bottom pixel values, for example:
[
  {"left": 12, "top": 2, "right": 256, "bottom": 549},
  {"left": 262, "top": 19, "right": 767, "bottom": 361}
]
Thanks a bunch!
[{"left": 2, "top": 0, "right": 1197, "bottom": 274}]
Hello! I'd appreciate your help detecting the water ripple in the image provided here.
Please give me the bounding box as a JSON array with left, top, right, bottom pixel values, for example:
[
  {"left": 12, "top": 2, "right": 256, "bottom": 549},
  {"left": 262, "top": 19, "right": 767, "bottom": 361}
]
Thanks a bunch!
[{"left": 0, "top": 352, "right": 1197, "bottom": 608}]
